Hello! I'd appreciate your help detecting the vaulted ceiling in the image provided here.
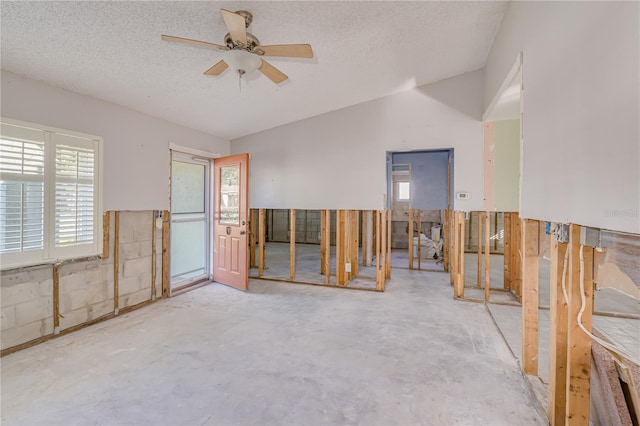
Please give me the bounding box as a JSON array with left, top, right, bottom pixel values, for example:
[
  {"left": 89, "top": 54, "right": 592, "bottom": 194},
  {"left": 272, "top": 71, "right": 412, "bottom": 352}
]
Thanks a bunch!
[{"left": 1, "top": 1, "right": 508, "bottom": 140}]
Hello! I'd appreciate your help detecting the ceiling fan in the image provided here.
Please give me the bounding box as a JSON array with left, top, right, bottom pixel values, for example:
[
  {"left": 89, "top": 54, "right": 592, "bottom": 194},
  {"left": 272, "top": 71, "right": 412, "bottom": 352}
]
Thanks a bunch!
[{"left": 161, "top": 8, "right": 313, "bottom": 84}]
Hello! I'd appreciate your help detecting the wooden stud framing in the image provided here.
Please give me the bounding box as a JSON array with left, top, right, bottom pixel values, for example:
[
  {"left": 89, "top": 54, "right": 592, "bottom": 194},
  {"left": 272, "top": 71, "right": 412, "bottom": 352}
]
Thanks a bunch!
[
  {"left": 484, "top": 211, "right": 491, "bottom": 302},
  {"left": 52, "top": 263, "right": 61, "bottom": 331},
  {"left": 512, "top": 213, "right": 522, "bottom": 301},
  {"left": 408, "top": 209, "right": 414, "bottom": 270},
  {"left": 443, "top": 210, "right": 450, "bottom": 273},
  {"left": 386, "top": 209, "right": 391, "bottom": 279},
  {"left": 161, "top": 210, "right": 170, "bottom": 298},
  {"left": 566, "top": 224, "right": 594, "bottom": 425},
  {"left": 350, "top": 210, "right": 359, "bottom": 277},
  {"left": 258, "top": 209, "right": 265, "bottom": 277},
  {"left": 453, "top": 212, "right": 463, "bottom": 298},
  {"left": 375, "top": 211, "right": 382, "bottom": 291},
  {"left": 250, "top": 209, "right": 257, "bottom": 268},
  {"left": 477, "top": 211, "right": 482, "bottom": 288},
  {"left": 450, "top": 212, "right": 458, "bottom": 288},
  {"left": 521, "top": 219, "right": 540, "bottom": 375},
  {"left": 548, "top": 228, "right": 569, "bottom": 426},
  {"left": 114, "top": 211, "right": 120, "bottom": 311},
  {"left": 336, "top": 210, "right": 347, "bottom": 286},
  {"left": 151, "top": 211, "right": 156, "bottom": 300},
  {"left": 416, "top": 210, "right": 422, "bottom": 270},
  {"left": 458, "top": 212, "right": 466, "bottom": 297},
  {"left": 290, "top": 209, "right": 296, "bottom": 281},
  {"left": 320, "top": 210, "right": 327, "bottom": 275},
  {"left": 102, "top": 211, "right": 110, "bottom": 259},
  {"left": 323, "top": 210, "right": 331, "bottom": 285},
  {"left": 503, "top": 213, "right": 512, "bottom": 290},
  {"left": 380, "top": 210, "right": 387, "bottom": 291}
]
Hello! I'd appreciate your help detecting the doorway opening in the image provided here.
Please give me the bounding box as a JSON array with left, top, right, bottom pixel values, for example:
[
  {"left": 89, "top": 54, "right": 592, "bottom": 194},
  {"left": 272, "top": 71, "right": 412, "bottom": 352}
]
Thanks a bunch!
[{"left": 386, "top": 149, "right": 452, "bottom": 272}]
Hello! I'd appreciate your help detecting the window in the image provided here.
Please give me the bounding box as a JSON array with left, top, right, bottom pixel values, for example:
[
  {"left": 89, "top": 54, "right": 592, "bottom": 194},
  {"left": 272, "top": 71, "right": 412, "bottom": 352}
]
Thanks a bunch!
[
  {"left": 0, "top": 119, "right": 102, "bottom": 269},
  {"left": 397, "top": 181, "right": 410, "bottom": 201}
]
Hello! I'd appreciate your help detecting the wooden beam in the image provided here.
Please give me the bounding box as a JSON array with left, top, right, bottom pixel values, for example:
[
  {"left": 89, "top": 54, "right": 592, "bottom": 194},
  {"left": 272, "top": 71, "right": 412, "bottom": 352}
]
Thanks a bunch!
[
  {"left": 364, "top": 211, "right": 373, "bottom": 267},
  {"left": 161, "top": 210, "right": 170, "bottom": 298},
  {"left": 521, "top": 219, "right": 540, "bottom": 375},
  {"left": 375, "top": 211, "right": 382, "bottom": 291},
  {"left": 350, "top": 210, "right": 359, "bottom": 277},
  {"left": 459, "top": 212, "right": 466, "bottom": 297},
  {"left": 102, "top": 211, "right": 110, "bottom": 259},
  {"left": 512, "top": 213, "right": 522, "bottom": 301},
  {"left": 443, "top": 210, "right": 450, "bottom": 273},
  {"left": 503, "top": 213, "right": 512, "bottom": 290},
  {"left": 52, "top": 263, "right": 60, "bottom": 332},
  {"left": 485, "top": 211, "right": 491, "bottom": 302},
  {"left": 324, "top": 210, "right": 331, "bottom": 285},
  {"left": 320, "top": 210, "right": 327, "bottom": 275},
  {"left": 151, "top": 211, "right": 156, "bottom": 300},
  {"left": 549, "top": 228, "right": 569, "bottom": 426},
  {"left": 416, "top": 210, "right": 422, "bottom": 270},
  {"left": 386, "top": 209, "right": 391, "bottom": 279},
  {"left": 380, "top": 209, "right": 387, "bottom": 291},
  {"left": 258, "top": 209, "right": 265, "bottom": 277},
  {"left": 453, "top": 212, "right": 463, "bottom": 298},
  {"left": 451, "top": 211, "right": 458, "bottom": 289},
  {"left": 336, "top": 210, "right": 346, "bottom": 286},
  {"left": 249, "top": 209, "right": 257, "bottom": 268},
  {"left": 114, "top": 211, "right": 120, "bottom": 311},
  {"left": 290, "top": 209, "right": 296, "bottom": 281},
  {"left": 477, "top": 211, "right": 482, "bottom": 288},
  {"left": 408, "top": 209, "right": 414, "bottom": 270},
  {"left": 566, "top": 224, "right": 594, "bottom": 425}
]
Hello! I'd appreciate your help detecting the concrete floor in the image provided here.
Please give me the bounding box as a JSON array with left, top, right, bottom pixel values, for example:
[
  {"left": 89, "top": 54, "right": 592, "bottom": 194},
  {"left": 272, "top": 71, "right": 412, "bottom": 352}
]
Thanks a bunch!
[{"left": 1, "top": 268, "right": 547, "bottom": 425}]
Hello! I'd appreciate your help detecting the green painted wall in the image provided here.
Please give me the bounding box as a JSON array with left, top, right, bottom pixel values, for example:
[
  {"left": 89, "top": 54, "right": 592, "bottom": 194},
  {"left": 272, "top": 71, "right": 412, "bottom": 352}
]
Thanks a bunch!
[{"left": 494, "top": 119, "right": 520, "bottom": 212}]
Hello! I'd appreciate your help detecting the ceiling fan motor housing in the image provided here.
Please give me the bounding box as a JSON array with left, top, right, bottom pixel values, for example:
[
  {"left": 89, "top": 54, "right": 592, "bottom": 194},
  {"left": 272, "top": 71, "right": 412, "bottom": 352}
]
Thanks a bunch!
[{"left": 224, "top": 32, "right": 260, "bottom": 51}]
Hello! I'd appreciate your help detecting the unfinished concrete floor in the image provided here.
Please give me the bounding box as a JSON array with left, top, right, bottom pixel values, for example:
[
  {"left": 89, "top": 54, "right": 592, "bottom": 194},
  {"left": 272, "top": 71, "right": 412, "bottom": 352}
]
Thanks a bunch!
[{"left": 1, "top": 268, "right": 547, "bottom": 425}]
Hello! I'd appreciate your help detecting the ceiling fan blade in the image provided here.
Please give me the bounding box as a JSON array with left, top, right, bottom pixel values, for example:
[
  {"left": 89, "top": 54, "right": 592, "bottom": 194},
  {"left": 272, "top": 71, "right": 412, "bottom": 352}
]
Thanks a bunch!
[
  {"left": 161, "top": 35, "right": 228, "bottom": 51},
  {"left": 220, "top": 9, "right": 248, "bottom": 47},
  {"left": 259, "top": 60, "right": 288, "bottom": 84},
  {"left": 256, "top": 44, "right": 313, "bottom": 59},
  {"left": 204, "top": 60, "right": 229, "bottom": 76}
]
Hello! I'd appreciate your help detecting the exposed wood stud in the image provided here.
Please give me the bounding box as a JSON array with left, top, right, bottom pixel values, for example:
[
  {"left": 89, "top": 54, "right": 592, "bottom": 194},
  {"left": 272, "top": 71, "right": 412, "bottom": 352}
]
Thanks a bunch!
[
  {"left": 416, "top": 210, "right": 422, "bottom": 270},
  {"left": 114, "top": 211, "right": 120, "bottom": 310},
  {"left": 320, "top": 210, "right": 327, "bottom": 275},
  {"left": 386, "top": 208, "right": 391, "bottom": 279},
  {"left": 102, "top": 211, "right": 110, "bottom": 259},
  {"left": 512, "top": 213, "right": 522, "bottom": 301},
  {"left": 258, "top": 209, "right": 266, "bottom": 277},
  {"left": 290, "top": 209, "right": 296, "bottom": 281},
  {"left": 485, "top": 211, "right": 491, "bottom": 302},
  {"left": 336, "top": 210, "right": 346, "bottom": 286},
  {"left": 350, "top": 210, "right": 359, "bottom": 277},
  {"left": 549, "top": 229, "right": 569, "bottom": 426},
  {"left": 52, "top": 263, "right": 60, "bottom": 330},
  {"left": 521, "top": 219, "right": 540, "bottom": 375},
  {"left": 249, "top": 209, "right": 257, "bottom": 268},
  {"left": 458, "top": 212, "right": 466, "bottom": 297},
  {"left": 443, "top": 210, "right": 450, "bottom": 273},
  {"left": 477, "top": 211, "right": 482, "bottom": 288},
  {"left": 503, "top": 213, "right": 512, "bottom": 290},
  {"left": 151, "top": 211, "right": 156, "bottom": 300},
  {"left": 565, "top": 224, "right": 594, "bottom": 425},
  {"left": 380, "top": 210, "right": 387, "bottom": 291},
  {"left": 408, "top": 209, "right": 414, "bottom": 270},
  {"left": 161, "top": 210, "right": 170, "bottom": 298},
  {"left": 323, "top": 210, "right": 331, "bottom": 285},
  {"left": 376, "top": 211, "right": 381, "bottom": 290}
]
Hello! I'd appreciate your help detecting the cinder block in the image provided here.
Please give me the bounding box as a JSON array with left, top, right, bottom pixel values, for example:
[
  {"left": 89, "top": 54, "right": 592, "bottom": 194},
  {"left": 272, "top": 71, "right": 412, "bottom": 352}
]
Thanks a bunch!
[
  {"left": 0, "top": 271, "right": 29, "bottom": 286},
  {"left": 1, "top": 305, "right": 16, "bottom": 330},
  {"left": 140, "top": 240, "right": 155, "bottom": 258},
  {"left": 15, "top": 298, "right": 52, "bottom": 326},
  {"left": 123, "top": 257, "right": 150, "bottom": 278},
  {"left": 1, "top": 280, "right": 39, "bottom": 308},
  {"left": 119, "top": 276, "right": 141, "bottom": 295},
  {"left": 121, "top": 242, "right": 141, "bottom": 260},
  {"left": 64, "top": 282, "right": 110, "bottom": 312},
  {"left": 1, "top": 319, "right": 51, "bottom": 350},
  {"left": 39, "top": 279, "right": 53, "bottom": 297},
  {"left": 138, "top": 271, "right": 153, "bottom": 292},
  {"left": 59, "top": 269, "right": 102, "bottom": 294},
  {"left": 88, "top": 299, "right": 113, "bottom": 320},
  {"left": 60, "top": 259, "right": 100, "bottom": 275},
  {"left": 122, "top": 289, "right": 151, "bottom": 308},
  {"left": 59, "top": 307, "right": 89, "bottom": 330}
]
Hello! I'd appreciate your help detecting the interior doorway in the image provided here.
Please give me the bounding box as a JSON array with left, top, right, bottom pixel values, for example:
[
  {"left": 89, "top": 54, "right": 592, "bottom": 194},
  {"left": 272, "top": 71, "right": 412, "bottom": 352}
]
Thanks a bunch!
[
  {"left": 386, "top": 149, "right": 452, "bottom": 271},
  {"left": 170, "top": 151, "right": 211, "bottom": 292}
]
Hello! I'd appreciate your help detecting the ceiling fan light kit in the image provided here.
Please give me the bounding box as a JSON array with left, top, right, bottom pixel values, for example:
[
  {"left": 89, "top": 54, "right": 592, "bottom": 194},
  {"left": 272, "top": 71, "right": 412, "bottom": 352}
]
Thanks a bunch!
[{"left": 162, "top": 8, "right": 313, "bottom": 85}]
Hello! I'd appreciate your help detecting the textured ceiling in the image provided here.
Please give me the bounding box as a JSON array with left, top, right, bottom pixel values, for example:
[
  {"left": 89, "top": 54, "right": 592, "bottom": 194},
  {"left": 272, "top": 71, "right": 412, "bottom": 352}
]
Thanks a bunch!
[{"left": 1, "top": 1, "right": 508, "bottom": 140}]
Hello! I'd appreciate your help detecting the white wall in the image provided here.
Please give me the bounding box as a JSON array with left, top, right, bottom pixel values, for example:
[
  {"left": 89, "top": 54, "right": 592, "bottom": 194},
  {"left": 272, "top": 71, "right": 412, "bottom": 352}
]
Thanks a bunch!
[
  {"left": 485, "top": 2, "right": 639, "bottom": 233},
  {"left": 1, "top": 70, "right": 230, "bottom": 211},
  {"left": 232, "top": 69, "right": 485, "bottom": 211}
]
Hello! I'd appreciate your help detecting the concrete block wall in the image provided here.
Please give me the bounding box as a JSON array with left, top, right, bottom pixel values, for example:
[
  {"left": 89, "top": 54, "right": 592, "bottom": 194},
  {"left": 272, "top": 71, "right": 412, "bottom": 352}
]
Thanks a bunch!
[{"left": 0, "top": 210, "right": 164, "bottom": 352}]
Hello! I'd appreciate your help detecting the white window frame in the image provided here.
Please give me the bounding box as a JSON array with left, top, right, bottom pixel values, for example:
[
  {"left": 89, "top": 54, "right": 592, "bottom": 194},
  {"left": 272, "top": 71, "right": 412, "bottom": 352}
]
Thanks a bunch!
[{"left": 0, "top": 117, "right": 103, "bottom": 269}]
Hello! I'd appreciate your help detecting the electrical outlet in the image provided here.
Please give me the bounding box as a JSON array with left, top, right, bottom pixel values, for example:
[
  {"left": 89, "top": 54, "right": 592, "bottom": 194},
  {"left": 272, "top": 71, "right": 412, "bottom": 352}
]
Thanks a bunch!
[{"left": 345, "top": 263, "right": 351, "bottom": 273}]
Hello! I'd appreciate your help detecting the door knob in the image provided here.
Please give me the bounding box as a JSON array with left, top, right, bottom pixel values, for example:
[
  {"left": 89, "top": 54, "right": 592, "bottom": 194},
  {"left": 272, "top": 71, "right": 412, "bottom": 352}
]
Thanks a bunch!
[
  {"left": 226, "top": 227, "right": 231, "bottom": 235},
  {"left": 240, "top": 230, "right": 246, "bottom": 235}
]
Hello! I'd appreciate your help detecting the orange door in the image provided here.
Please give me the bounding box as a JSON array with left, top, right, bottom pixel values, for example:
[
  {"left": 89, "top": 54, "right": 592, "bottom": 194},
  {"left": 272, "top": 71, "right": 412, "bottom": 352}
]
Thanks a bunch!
[{"left": 213, "top": 153, "right": 249, "bottom": 290}]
